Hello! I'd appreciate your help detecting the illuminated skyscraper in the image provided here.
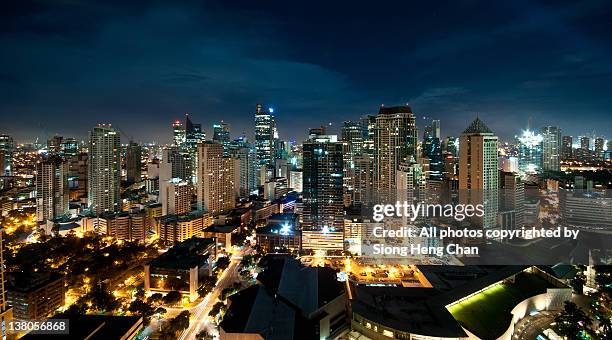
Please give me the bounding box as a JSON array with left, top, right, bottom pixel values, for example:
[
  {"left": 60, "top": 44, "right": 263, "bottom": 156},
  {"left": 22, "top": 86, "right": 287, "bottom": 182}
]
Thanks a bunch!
[
  {"left": 254, "top": 104, "right": 276, "bottom": 169},
  {"left": 431, "top": 119, "right": 441, "bottom": 139},
  {"left": 580, "top": 136, "right": 590, "bottom": 150},
  {"left": 561, "top": 135, "right": 573, "bottom": 160},
  {"left": 185, "top": 113, "right": 205, "bottom": 150},
  {"left": 422, "top": 120, "right": 443, "bottom": 180},
  {"left": 302, "top": 134, "right": 344, "bottom": 230},
  {"left": 213, "top": 121, "right": 231, "bottom": 156},
  {"left": 196, "top": 142, "right": 235, "bottom": 215},
  {"left": 459, "top": 118, "right": 498, "bottom": 231},
  {"left": 373, "top": 105, "right": 417, "bottom": 203},
  {"left": 517, "top": 130, "right": 543, "bottom": 174},
  {"left": 88, "top": 124, "right": 121, "bottom": 215},
  {"left": 126, "top": 141, "right": 142, "bottom": 184},
  {"left": 0, "top": 134, "right": 14, "bottom": 176},
  {"left": 172, "top": 120, "right": 186, "bottom": 148},
  {"left": 36, "top": 155, "right": 69, "bottom": 223},
  {"left": 540, "top": 126, "right": 561, "bottom": 172},
  {"left": 595, "top": 137, "right": 605, "bottom": 159}
]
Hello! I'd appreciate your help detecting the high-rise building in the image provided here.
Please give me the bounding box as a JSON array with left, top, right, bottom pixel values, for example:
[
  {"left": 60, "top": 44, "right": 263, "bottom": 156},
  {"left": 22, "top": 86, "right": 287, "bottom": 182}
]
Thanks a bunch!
[
  {"left": 580, "top": 136, "right": 590, "bottom": 150},
  {"left": 561, "top": 136, "right": 573, "bottom": 160},
  {"left": 517, "top": 130, "right": 543, "bottom": 174},
  {"left": 0, "top": 134, "right": 14, "bottom": 176},
  {"left": 459, "top": 118, "right": 498, "bottom": 231},
  {"left": 47, "top": 135, "right": 63, "bottom": 153},
  {"left": 229, "top": 137, "right": 257, "bottom": 197},
  {"left": 172, "top": 120, "right": 186, "bottom": 148},
  {"left": 373, "top": 105, "right": 417, "bottom": 203},
  {"left": 254, "top": 104, "right": 276, "bottom": 169},
  {"left": 60, "top": 138, "right": 79, "bottom": 157},
  {"left": 302, "top": 134, "right": 344, "bottom": 232},
  {"left": 594, "top": 137, "right": 605, "bottom": 159},
  {"left": 160, "top": 147, "right": 190, "bottom": 182},
  {"left": 431, "top": 119, "right": 441, "bottom": 139},
  {"left": 422, "top": 120, "right": 443, "bottom": 180},
  {"left": 396, "top": 160, "right": 427, "bottom": 223},
  {"left": 196, "top": 142, "right": 235, "bottom": 215},
  {"left": 540, "top": 126, "right": 561, "bottom": 172},
  {"left": 341, "top": 120, "right": 366, "bottom": 205},
  {"left": 213, "top": 121, "right": 231, "bottom": 156},
  {"left": 160, "top": 178, "right": 191, "bottom": 216},
  {"left": 88, "top": 125, "right": 121, "bottom": 215},
  {"left": 499, "top": 171, "right": 525, "bottom": 230},
  {"left": 126, "top": 141, "right": 142, "bottom": 184},
  {"left": 185, "top": 114, "right": 205, "bottom": 150},
  {"left": 352, "top": 154, "right": 373, "bottom": 207},
  {"left": 361, "top": 115, "right": 376, "bottom": 156},
  {"left": 0, "top": 230, "right": 13, "bottom": 340},
  {"left": 36, "top": 155, "right": 69, "bottom": 223}
]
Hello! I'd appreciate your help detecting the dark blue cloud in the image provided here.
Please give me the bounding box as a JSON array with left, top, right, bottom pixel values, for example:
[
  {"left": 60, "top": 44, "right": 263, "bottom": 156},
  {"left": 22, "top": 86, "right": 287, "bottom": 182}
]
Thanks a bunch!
[{"left": 0, "top": 0, "right": 611, "bottom": 143}]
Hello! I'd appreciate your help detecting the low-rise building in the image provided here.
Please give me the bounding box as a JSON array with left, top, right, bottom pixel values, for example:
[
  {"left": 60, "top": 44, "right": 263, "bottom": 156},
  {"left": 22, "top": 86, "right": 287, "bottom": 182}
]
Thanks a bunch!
[
  {"left": 7, "top": 272, "right": 65, "bottom": 320},
  {"left": 144, "top": 237, "right": 216, "bottom": 301}
]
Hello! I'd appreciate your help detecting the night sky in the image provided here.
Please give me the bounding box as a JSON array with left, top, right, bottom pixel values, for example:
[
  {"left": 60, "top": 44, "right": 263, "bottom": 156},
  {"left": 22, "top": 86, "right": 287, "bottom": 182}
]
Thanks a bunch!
[{"left": 1, "top": 0, "right": 611, "bottom": 144}]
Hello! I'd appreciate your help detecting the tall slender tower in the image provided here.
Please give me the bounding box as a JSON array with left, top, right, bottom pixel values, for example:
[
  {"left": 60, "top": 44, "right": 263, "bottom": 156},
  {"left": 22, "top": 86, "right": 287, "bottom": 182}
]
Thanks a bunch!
[
  {"left": 36, "top": 155, "right": 69, "bottom": 223},
  {"left": 126, "top": 141, "right": 142, "bottom": 184},
  {"left": 0, "top": 229, "right": 12, "bottom": 340},
  {"left": 254, "top": 104, "right": 276, "bottom": 170},
  {"left": 540, "top": 126, "right": 561, "bottom": 172},
  {"left": 459, "top": 118, "right": 498, "bottom": 231},
  {"left": 373, "top": 105, "right": 417, "bottom": 203},
  {"left": 88, "top": 124, "right": 121, "bottom": 215}
]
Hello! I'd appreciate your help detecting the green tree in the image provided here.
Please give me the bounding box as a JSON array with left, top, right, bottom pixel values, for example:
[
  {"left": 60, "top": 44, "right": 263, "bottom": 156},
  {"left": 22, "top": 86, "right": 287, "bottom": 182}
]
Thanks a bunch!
[
  {"left": 554, "top": 301, "right": 593, "bottom": 339},
  {"left": 128, "top": 299, "right": 155, "bottom": 325},
  {"left": 148, "top": 292, "right": 163, "bottom": 305},
  {"left": 209, "top": 301, "right": 225, "bottom": 317},
  {"left": 162, "top": 290, "right": 182, "bottom": 306},
  {"left": 216, "top": 257, "right": 230, "bottom": 271}
]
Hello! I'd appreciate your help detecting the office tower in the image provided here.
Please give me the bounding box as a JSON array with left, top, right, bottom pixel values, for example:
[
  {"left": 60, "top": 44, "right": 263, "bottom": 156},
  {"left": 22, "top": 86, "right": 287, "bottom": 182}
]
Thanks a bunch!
[
  {"left": 422, "top": 121, "right": 443, "bottom": 180},
  {"left": 373, "top": 105, "right": 417, "bottom": 203},
  {"left": 0, "top": 134, "right": 14, "bottom": 176},
  {"left": 302, "top": 134, "right": 344, "bottom": 230},
  {"left": 443, "top": 136, "right": 459, "bottom": 157},
  {"left": 60, "top": 138, "right": 79, "bottom": 157},
  {"left": 595, "top": 137, "right": 605, "bottom": 159},
  {"left": 229, "top": 143, "right": 258, "bottom": 197},
  {"left": 197, "top": 142, "right": 235, "bottom": 215},
  {"left": 361, "top": 115, "right": 376, "bottom": 156},
  {"left": 172, "top": 120, "right": 186, "bottom": 148},
  {"left": 459, "top": 118, "right": 498, "bottom": 231},
  {"left": 396, "top": 160, "right": 427, "bottom": 223},
  {"left": 561, "top": 136, "right": 573, "bottom": 160},
  {"left": 185, "top": 114, "right": 205, "bottom": 150},
  {"left": 88, "top": 124, "right": 121, "bottom": 215},
  {"left": 254, "top": 104, "right": 276, "bottom": 169},
  {"left": 517, "top": 130, "right": 543, "bottom": 174},
  {"left": 36, "top": 155, "right": 69, "bottom": 223},
  {"left": 68, "top": 152, "right": 88, "bottom": 200},
  {"left": 126, "top": 141, "right": 142, "bottom": 184},
  {"left": 47, "top": 135, "right": 63, "bottom": 153},
  {"left": 213, "top": 121, "right": 231, "bottom": 156},
  {"left": 431, "top": 119, "right": 441, "bottom": 139},
  {"left": 580, "top": 136, "right": 590, "bottom": 150},
  {"left": 160, "top": 178, "right": 191, "bottom": 216},
  {"left": 184, "top": 113, "right": 205, "bottom": 182},
  {"left": 540, "top": 126, "right": 561, "bottom": 172},
  {"left": 499, "top": 171, "right": 525, "bottom": 230},
  {"left": 341, "top": 121, "right": 365, "bottom": 159}
]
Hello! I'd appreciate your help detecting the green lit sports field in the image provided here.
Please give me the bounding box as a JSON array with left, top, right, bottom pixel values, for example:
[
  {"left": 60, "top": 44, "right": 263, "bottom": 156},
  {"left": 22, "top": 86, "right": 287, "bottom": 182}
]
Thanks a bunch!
[{"left": 447, "top": 272, "right": 552, "bottom": 339}]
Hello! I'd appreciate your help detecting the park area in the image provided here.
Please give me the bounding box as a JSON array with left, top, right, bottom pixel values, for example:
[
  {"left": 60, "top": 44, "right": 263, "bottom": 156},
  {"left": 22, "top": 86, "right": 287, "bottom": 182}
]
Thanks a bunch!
[{"left": 447, "top": 271, "right": 555, "bottom": 339}]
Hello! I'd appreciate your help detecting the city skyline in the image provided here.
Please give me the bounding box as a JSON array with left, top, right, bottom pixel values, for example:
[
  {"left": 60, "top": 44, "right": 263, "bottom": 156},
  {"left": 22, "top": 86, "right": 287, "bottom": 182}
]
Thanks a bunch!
[{"left": 1, "top": 1, "right": 612, "bottom": 143}]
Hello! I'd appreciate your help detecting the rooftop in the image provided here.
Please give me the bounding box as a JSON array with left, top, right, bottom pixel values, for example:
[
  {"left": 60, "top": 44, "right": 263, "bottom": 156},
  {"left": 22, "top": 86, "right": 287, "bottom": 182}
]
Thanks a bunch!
[
  {"left": 22, "top": 315, "right": 142, "bottom": 340},
  {"left": 149, "top": 237, "right": 214, "bottom": 270},
  {"left": 462, "top": 117, "right": 493, "bottom": 135},
  {"left": 378, "top": 105, "right": 413, "bottom": 115}
]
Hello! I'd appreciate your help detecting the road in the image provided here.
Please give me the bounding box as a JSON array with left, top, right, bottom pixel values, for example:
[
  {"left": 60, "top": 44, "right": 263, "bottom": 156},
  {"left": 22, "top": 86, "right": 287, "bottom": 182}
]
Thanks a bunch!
[
  {"left": 513, "top": 311, "right": 557, "bottom": 339},
  {"left": 179, "top": 249, "right": 245, "bottom": 340}
]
